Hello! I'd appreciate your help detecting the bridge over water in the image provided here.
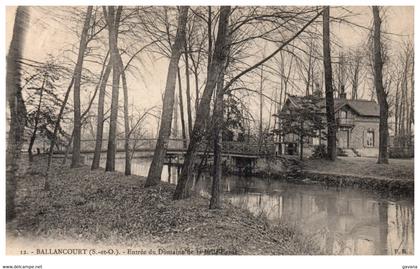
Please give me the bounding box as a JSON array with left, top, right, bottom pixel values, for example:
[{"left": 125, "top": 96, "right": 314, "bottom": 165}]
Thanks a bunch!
[{"left": 80, "top": 138, "right": 275, "bottom": 159}]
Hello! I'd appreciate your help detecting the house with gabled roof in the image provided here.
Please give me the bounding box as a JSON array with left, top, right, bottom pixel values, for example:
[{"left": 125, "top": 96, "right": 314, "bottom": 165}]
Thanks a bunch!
[{"left": 274, "top": 92, "right": 380, "bottom": 157}]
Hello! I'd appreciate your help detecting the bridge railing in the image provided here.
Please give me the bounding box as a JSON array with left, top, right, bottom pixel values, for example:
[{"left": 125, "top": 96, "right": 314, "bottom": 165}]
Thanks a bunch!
[
  {"left": 79, "top": 138, "right": 188, "bottom": 152},
  {"left": 223, "top": 141, "right": 276, "bottom": 156},
  {"left": 79, "top": 138, "right": 275, "bottom": 156}
]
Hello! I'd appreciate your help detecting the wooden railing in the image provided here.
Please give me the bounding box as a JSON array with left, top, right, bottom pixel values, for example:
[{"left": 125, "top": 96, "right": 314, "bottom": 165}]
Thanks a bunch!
[{"left": 79, "top": 138, "right": 275, "bottom": 156}]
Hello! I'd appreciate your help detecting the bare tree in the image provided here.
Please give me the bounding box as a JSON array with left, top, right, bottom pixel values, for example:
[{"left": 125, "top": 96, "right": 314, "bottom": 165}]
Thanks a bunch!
[
  {"left": 91, "top": 61, "right": 112, "bottom": 169},
  {"left": 177, "top": 67, "right": 188, "bottom": 147},
  {"left": 337, "top": 52, "right": 347, "bottom": 95},
  {"left": 372, "top": 6, "right": 389, "bottom": 164},
  {"left": 40, "top": 7, "right": 108, "bottom": 177},
  {"left": 104, "top": 6, "right": 122, "bottom": 172},
  {"left": 294, "top": 36, "right": 318, "bottom": 97},
  {"left": 45, "top": 78, "right": 74, "bottom": 189},
  {"left": 118, "top": 58, "right": 131, "bottom": 175},
  {"left": 209, "top": 66, "right": 227, "bottom": 209},
  {"left": 408, "top": 45, "right": 414, "bottom": 147},
  {"left": 396, "top": 42, "right": 414, "bottom": 147},
  {"left": 71, "top": 6, "right": 93, "bottom": 168},
  {"left": 174, "top": 7, "right": 323, "bottom": 199},
  {"left": 145, "top": 6, "right": 189, "bottom": 187},
  {"left": 183, "top": 33, "right": 194, "bottom": 138},
  {"left": 27, "top": 73, "right": 46, "bottom": 162},
  {"left": 62, "top": 53, "right": 111, "bottom": 165},
  {"left": 322, "top": 6, "right": 336, "bottom": 161},
  {"left": 347, "top": 48, "right": 364, "bottom": 100},
  {"left": 6, "top": 6, "right": 29, "bottom": 221},
  {"left": 173, "top": 6, "right": 231, "bottom": 200}
]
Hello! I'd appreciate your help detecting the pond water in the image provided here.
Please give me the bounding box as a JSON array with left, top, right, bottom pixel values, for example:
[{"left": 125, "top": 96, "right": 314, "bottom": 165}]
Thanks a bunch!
[{"left": 85, "top": 154, "right": 414, "bottom": 255}]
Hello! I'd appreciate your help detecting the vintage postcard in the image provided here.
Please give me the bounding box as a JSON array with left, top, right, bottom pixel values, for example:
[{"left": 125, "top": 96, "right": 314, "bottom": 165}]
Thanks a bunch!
[{"left": 2, "top": 3, "right": 417, "bottom": 269}]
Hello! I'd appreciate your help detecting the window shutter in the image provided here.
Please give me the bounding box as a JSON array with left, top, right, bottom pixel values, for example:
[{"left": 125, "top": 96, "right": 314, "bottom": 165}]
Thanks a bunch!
[
  {"left": 373, "top": 130, "right": 375, "bottom": 147},
  {"left": 363, "top": 129, "right": 366, "bottom": 147}
]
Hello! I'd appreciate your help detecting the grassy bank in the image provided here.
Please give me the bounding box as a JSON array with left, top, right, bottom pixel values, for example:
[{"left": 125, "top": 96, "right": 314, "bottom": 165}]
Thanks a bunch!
[
  {"left": 300, "top": 171, "right": 414, "bottom": 198},
  {"left": 302, "top": 157, "right": 414, "bottom": 198},
  {"left": 303, "top": 157, "right": 414, "bottom": 181},
  {"left": 229, "top": 156, "right": 414, "bottom": 199},
  {"left": 7, "top": 157, "right": 321, "bottom": 255}
]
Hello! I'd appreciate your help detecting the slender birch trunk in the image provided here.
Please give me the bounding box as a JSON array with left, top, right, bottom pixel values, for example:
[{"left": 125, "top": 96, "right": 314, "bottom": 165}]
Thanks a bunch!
[
  {"left": 71, "top": 6, "right": 93, "bottom": 168},
  {"left": 145, "top": 7, "right": 189, "bottom": 186},
  {"left": 173, "top": 6, "right": 231, "bottom": 200}
]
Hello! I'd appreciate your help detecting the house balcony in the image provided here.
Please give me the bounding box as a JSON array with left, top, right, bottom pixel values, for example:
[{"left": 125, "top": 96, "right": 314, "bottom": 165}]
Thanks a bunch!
[{"left": 337, "top": 117, "right": 354, "bottom": 127}]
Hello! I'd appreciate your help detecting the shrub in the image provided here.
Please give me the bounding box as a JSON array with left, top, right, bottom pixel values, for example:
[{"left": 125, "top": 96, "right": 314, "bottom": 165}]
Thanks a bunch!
[
  {"left": 311, "top": 144, "right": 327, "bottom": 159},
  {"left": 389, "top": 147, "right": 414, "bottom": 159},
  {"left": 336, "top": 147, "right": 347, "bottom": 157}
]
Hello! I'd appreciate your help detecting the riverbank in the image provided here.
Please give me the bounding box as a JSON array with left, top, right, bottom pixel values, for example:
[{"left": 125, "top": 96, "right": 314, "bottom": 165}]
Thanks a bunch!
[
  {"left": 7, "top": 157, "right": 321, "bottom": 255},
  {"left": 236, "top": 156, "right": 414, "bottom": 199},
  {"left": 302, "top": 157, "right": 414, "bottom": 198},
  {"left": 303, "top": 156, "right": 414, "bottom": 181}
]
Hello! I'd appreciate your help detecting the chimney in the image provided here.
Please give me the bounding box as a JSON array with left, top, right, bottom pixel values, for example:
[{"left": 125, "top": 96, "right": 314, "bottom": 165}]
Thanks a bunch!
[{"left": 339, "top": 85, "right": 346, "bottom": 99}]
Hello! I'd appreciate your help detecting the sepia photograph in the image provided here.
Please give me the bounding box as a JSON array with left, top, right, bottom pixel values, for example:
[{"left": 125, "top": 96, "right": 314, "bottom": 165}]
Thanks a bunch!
[{"left": 2, "top": 2, "right": 417, "bottom": 268}]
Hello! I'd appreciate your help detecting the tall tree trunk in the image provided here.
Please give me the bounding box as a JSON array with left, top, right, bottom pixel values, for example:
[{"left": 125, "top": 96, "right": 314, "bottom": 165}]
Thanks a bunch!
[
  {"left": 398, "top": 80, "right": 404, "bottom": 137},
  {"left": 305, "top": 40, "right": 314, "bottom": 96},
  {"left": 322, "top": 6, "right": 337, "bottom": 161},
  {"left": 194, "top": 70, "right": 200, "bottom": 116},
  {"left": 403, "top": 49, "right": 411, "bottom": 147},
  {"left": 184, "top": 40, "right": 193, "bottom": 138},
  {"left": 300, "top": 121, "right": 304, "bottom": 161},
  {"left": 401, "top": 55, "right": 408, "bottom": 146},
  {"left": 62, "top": 129, "right": 74, "bottom": 165},
  {"left": 409, "top": 60, "right": 414, "bottom": 147},
  {"left": 28, "top": 74, "right": 46, "bottom": 162},
  {"left": 177, "top": 67, "right": 188, "bottom": 148},
  {"left": 173, "top": 85, "right": 179, "bottom": 138},
  {"left": 207, "top": 6, "right": 213, "bottom": 74},
  {"left": 6, "top": 6, "right": 29, "bottom": 221},
  {"left": 351, "top": 56, "right": 361, "bottom": 100},
  {"left": 64, "top": 53, "right": 110, "bottom": 165},
  {"left": 209, "top": 70, "right": 225, "bottom": 209},
  {"left": 403, "top": 48, "right": 411, "bottom": 146},
  {"left": 91, "top": 61, "right": 112, "bottom": 169},
  {"left": 45, "top": 78, "right": 74, "bottom": 190},
  {"left": 277, "top": 54, "right": 285, "bottom": 154},
  {"left": 115, "top": 49, "right": 131, "bottom": 175},
  {"left": 394, "top": 81, "right": 400, "bottom": 137},
  {"left": 259, "top": 64, "right": 264, "bottom": 149},
  {"left": 406, "top": 79, "right": 411, "bottom": 146},
  {"left": 105, "top": 6, "right": 122, "bottom": 172},
  {"left": 372, "top": 6, "right": 389, "bottom": 164},
  {"left": 71, "top": 6, "right": 93, "bottom": 168},
  {"left": 121, "top": 69, "right": 131, "bottom": 175},
  {"left": 173, "top": 6, "right": 231, "bottom": 200},
  {"left": 338, "top": 52, "right": 346, "bottom": 95},
  {"left": 145, "top": 6, "right": 189, "bottom": 187}
]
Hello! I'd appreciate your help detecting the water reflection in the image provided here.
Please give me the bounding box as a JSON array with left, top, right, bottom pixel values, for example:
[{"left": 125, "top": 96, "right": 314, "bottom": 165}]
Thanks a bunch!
[
  {"left": 85, "top": 154, "right": 414, "bottom": 255},
  {"left": 218, "top": 177, "right": 414, "bottom": 255}
]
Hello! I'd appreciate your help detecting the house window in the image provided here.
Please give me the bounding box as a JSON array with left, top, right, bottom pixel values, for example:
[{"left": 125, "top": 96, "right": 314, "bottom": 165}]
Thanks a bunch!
[
  {"left": 366, "top": 130, "right": 374, "bottom": 147},
  {"left": 340, "top": 110, "right": 348, "bottom": 119}
]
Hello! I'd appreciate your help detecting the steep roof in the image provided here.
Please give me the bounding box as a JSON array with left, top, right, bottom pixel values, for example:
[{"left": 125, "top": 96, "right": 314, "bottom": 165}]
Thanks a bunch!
[
  {"left": 284, "top": 96, "right": 380, "bottom": 117},
  {"left": 335, "top": 99, "right": 380, "bottom": 117}
]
